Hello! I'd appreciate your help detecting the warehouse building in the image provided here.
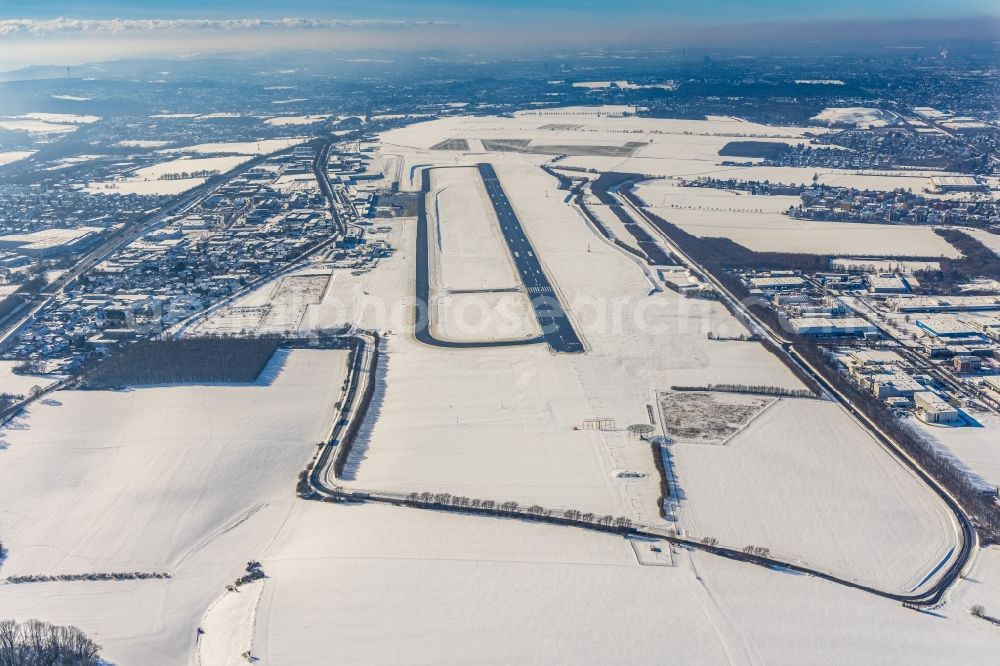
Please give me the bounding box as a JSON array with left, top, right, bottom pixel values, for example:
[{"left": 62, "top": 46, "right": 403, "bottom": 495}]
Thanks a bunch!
[
  {"left": 787, "top": 316, "right": 877, "bottom": 337},
  {"left": 929, "top": 176, "right": 986, "bottom": 193},
  {"left": 0, "top": 227, "right": 103, "bottom": 257},
  {"left": 867, "top": 274, "right": 908, "bottom": 294},
  {"left": 914, "top": 391, "right": 961, "bottom": 424}
]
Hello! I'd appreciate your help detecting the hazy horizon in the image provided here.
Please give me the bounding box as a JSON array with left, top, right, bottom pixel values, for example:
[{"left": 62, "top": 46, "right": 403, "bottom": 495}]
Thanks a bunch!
[{"left": 1, "top": 0, "right": 998, "bottom": 69}]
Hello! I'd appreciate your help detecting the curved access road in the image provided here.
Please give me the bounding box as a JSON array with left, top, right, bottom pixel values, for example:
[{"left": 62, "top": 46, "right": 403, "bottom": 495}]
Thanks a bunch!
[
  {"left": 303, "top": 332, "right": 965, "bottom": 607},
  {"left": 613, "top": 183, "right": 975, "bottom": 607}
]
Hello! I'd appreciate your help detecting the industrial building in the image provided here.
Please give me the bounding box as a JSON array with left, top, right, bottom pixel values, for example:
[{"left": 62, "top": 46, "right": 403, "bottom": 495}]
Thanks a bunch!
[
  {"left": 929, "top": 176, "right": 986, "bottom": 193},
  {"left": 914, "top": 391, "right": 961, "bottom": 424},
  {"left": 890, "top": 295, "right": 1000, "bottom": 313},
  {"left": 952, "top": 355, "right": 982, "bottom": 374},
  {"left": 866, "top": 274, "right": 908, "bottom": 294},
  {"left": 749, "top": 275, "right": 807, "bottom": 291},
  {"left": 870, "top": 371, "right": 925, "bottom": 399},
  {"left": 787, "top": 316, "right": 877, "bottom": 337},
  {"left": 916, "top": 316, "right": 981, "bottom": 339},
  {"left": 984, "top": 376, "right": 1000, "bottom": 396},
  {"left": 0, "top": 226, "right": 103, "bottom": 257}
]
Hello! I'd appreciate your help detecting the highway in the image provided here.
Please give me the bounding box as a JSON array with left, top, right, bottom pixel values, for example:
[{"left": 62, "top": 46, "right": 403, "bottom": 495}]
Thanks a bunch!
[{"left": 312, "top": 139, "right": 347, "bottom": 236}]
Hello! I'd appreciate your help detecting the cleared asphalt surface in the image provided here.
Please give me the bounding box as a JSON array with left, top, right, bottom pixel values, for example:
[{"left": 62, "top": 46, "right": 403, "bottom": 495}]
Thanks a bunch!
[
  {"left": 413, "top": 165, "right": 582, "bottom": 352},
  {"left": 476, "top": 163, "right": 583, "bottom": 353}
]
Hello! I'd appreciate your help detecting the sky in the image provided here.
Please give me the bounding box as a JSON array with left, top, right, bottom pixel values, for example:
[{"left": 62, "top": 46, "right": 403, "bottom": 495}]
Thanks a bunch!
[{"left": 0, "top": 0, "right": 998, "bottom": 68}]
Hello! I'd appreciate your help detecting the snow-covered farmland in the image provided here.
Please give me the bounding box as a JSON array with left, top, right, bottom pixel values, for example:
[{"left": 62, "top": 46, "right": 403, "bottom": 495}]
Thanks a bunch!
[
  {"left": 160, "top": 138, "right": 305, "bottom": 155},
  {"left": 0, "top": 119, "right": 76, "bottom": 134},
  {"left": 135, "top": 155, "right": 250, "bottom": 179},
  {"left": 198, "top": 581, "right": 263, "bottom": 666},
  {"left": 242, "top": 502, "right": 998, "bottom": 664},
  {"left": 0, "top": 349, "right": 348, "bottom": 664},
  {"left": 0, "top": 150, "right": 35, "bottom": 165},
  {"left": 651, "top": 207, "right": 959, "bottom": 257},
  {"left": 670, "top": 397, "right": 958, "bottom": 591},
  {"left": 114, "top": 139, "right": 171, "bottom": 148},
  {"left": 0, "top": 113, "right": 100, "bottom": 134},
  {"left": 264, "top": 115, "right": 329, "bottom": 126},
  {"left": 633, "top": 179, "right": 800, "bottom": 213},
  {"left": 86, "top": 155, "right": 252, "bottom": 195},
  {"left": 812, "top": 106, "right": 894, "bottom": 128}
]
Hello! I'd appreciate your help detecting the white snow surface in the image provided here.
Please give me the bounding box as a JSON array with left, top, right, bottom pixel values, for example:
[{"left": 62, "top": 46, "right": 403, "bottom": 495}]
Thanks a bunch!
[
  {"left": 5, "top": 106, "right": 997, "bottom": 664},
  {"left": 0, "top": 349, "right": 347, "bottom": 664}
]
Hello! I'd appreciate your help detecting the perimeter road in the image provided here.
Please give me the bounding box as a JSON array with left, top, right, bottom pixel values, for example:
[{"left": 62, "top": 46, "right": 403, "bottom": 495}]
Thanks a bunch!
[
  {"left": 612, "top": 182, "right": 975, "bottom": 605},
  {"left": 305, "top": 334, "right": 962, "bottom": 607}
]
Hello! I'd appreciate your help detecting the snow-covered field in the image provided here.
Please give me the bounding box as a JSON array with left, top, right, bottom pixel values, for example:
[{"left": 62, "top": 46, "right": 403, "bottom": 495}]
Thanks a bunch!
[
  {"left": 651, "top": 207, "right": 959, "bottom": 257},
  {"left": 87, "top": 139, "right": 303, "bottom": 193},
  {"left": 115, "top": 139, "right": 171, "bottom": 148},
  {"left": 241, "top": 502, "right": 997, "bottom": 664},
  {"left": 86, "top": 155, "right": 253, "bottom": 195},
  {"left": 264, "top": 115, "right": 329, "bottom": 126},
  {"left": 633, "top": 179, "right": 800, "bottom": 212},
  {"left": 0, "top": 150, "right": 35, "bottom": 165},
  {"left": 160, "top": 138, "right": 305, "bottom": 155},
  {"left": 0, "top": 361, "right": 61, "bottom": 396},
  {"left": 85, "top": 177, "right": 205, "bottom": 195},
  {"left": 0, "top": 119, "right": 77, "bottom": 134},
  {"left": 0, "top": 349, "right": 348, "bottom": 664},
  {"left": 671, "top": 397, "right": 958, "bottom": 590},
  {"left": 831, "top": 257, "right": 943, "bottom": 272},
  {"left": 22, "top": 112, "right": 100, "bottom": 124},
  {"left": 0, "top": 112, "right": 99, "bottom": 134},
  {"left": 812, "top": 106, "right": 894, "bottom": 128},
  {"left": 8, "top": 106, "right": 997, "bottom": 662},
  {"left": 198, "top": 581, "right": 263, "bottom": 665},
  {"left": 909, "top": 410, "right": 1000, "bottom": 491}
]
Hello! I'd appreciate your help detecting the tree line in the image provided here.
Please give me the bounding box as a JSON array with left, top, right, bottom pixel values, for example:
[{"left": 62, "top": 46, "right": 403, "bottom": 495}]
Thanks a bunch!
[
  {"left": 0, "top": 618, "right": 102, "bottom": 666},
  {"left": 917, "top": 229, "right": 1000, "bottom": 290},
  {"left": 81, "top": 337, "right": 283, "bottom": 388},
  {"left": 0, "top": 276, "right": 47, "bottom": 319},
  {"left": 670, "top": 384, "right": 815, "bottom": 398}
]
